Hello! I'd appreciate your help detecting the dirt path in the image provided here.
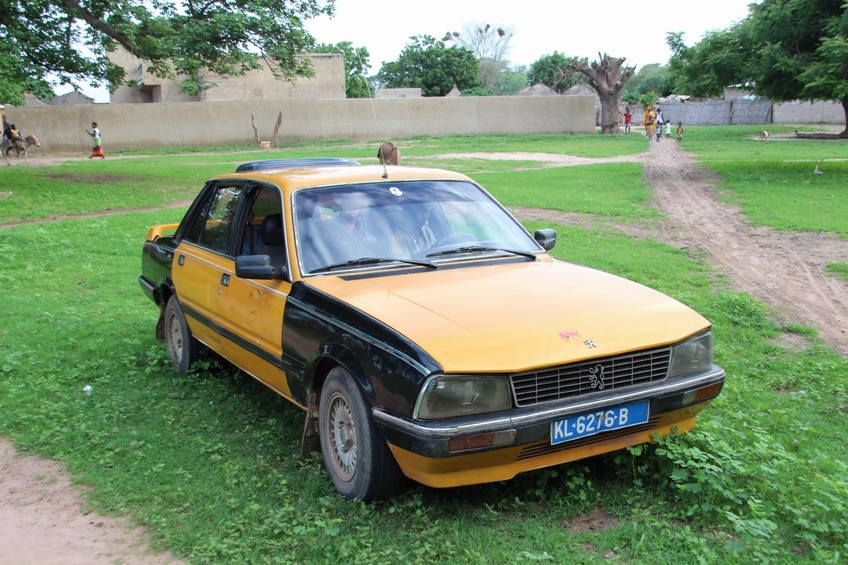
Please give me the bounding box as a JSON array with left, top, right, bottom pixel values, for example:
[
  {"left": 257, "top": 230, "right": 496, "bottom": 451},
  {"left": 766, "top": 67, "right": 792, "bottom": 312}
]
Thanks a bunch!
[
  {"left": 642, "top": 137, "right": 848, "bottom": 354},
  {"left": 0, "top": 439, "right": 182, "bottom": 564},
  {"left": 1, "top": 139, "right": 846, "bottom": 562},
  {"left": 500, "top": 140, "right": 848, "bottom": 355}
]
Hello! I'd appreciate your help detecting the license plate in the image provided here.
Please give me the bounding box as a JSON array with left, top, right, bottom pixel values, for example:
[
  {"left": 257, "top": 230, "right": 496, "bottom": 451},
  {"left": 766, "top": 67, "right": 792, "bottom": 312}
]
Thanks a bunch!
[{"left": 551, "top": 401, "right": 650, "bottom": 445}]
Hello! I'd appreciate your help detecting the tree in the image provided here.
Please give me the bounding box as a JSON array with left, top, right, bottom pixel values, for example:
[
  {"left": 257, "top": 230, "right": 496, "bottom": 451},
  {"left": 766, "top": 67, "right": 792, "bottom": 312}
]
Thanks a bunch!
[
  {"left": 443, "top": 22, "right": 514, "bottom": 91},
  {"left": 666, "top": 31, "right": 746, "bottom": 97},
  {"left": 0, "top": 0, "right": 335, "bottom": 104},
  {"left": 444, "top": 23, "right": 513, "bottom": 62},
  {"left": 476, "top": 58, "right": 509, "bottom": 92},
  {"left": 527, "top": 52, "right": 585, "bottom": 94},
  {"left": 376, "top": 35, "right": 479, "bottom": 97},
  {"left": 623, "top": 63, "right": 672, "bottom": 99},
  {"left": 494, "top": 66, "right": 529, "bottom": 95},
  {"left": 460, "top": 67, "right": 527, "bottom": 96},
  {"left": 667, "top": 0, "right": 848, "bottom": 136},
  {"left": 561, "top": 54, "right": 635, "bottom": 134},
  {"left": 311, "top": 42, "right": 372, "bottom": 99},
  {"left": 0, "top": 52, "right": 55, "bottom": 105}
]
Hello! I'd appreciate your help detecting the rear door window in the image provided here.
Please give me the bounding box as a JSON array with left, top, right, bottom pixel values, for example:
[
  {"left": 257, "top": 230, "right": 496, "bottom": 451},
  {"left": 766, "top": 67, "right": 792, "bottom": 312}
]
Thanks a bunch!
[{"left": 183, "top": 184, "right": 244, "bottom": 254}]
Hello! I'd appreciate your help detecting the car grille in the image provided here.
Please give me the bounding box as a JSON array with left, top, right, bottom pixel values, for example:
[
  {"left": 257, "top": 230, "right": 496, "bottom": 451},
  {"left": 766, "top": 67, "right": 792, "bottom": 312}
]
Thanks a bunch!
[
  {"left": 511, "top": 348, "right": 672, "bottom": 407},
  {"left": 515, "top": 417, "right": 660, "bottom": 460}
]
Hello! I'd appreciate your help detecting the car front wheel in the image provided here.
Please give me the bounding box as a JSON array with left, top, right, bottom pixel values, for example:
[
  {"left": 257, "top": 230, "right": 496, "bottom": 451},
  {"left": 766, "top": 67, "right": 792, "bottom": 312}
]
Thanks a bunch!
[
  {"left": 164, "top": 296, "right": 199, "bottom": 374},
  {"left": 318, "top": 367, "right": 402, "bottom": 500}
]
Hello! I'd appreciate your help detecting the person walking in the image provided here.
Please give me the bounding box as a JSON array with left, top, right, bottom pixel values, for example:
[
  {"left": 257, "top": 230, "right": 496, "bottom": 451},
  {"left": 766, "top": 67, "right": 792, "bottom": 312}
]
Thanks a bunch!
[
  {"left": 85, "top": 122, "right": 105, "bottom": 159},
  {"left": 665, "top": 120, "right": 672, "bottom": 138},
  {"left": 655, "top": 108, "right": 664, "bottom": 142},
  {"left": 676, "top": 122, "right": 684, "bottom": 141},
  {"left": 623, "top": 109, "right": 632, "bottom": 133},
  {"left": 643, "top": 105, "right": 655, "bottom": 140}
]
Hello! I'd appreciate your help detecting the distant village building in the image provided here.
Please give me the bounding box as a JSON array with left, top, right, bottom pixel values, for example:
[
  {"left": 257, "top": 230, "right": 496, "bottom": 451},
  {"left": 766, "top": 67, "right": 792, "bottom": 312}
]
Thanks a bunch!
[
  {"left": 518, "top": 83, "right": 558, "bottom": 96},
  {"left": 50, "top": 91, "right": 95, "bottom": 105},
  {"left": 375, "top": 88, "right": 423, "bottom": 99},
  {"left": 563, "top": 84, "right": 597, "bottom": 99},
  {"left": 106, "top": 47, "right": 345, "bottom": 103},
  {"left": 563, "top": 84, "right": 601, "bottom": 125},
  {"left": 23, "top": 93, "right": 48, "bottom": 106},
  {"left": 20, "top": 89, "right": 96, "bottom": 106}
]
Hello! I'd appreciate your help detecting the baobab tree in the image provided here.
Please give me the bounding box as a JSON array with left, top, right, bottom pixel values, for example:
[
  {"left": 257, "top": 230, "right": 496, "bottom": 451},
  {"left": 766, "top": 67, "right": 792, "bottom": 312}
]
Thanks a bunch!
[{"left": 557, "top": 53, "right": 635, "bottom": 134}]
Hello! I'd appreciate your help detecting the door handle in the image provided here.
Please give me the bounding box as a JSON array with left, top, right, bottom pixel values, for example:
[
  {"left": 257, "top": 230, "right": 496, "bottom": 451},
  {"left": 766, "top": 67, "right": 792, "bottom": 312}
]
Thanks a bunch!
[{"left": 221, "top": 273, "right": 231, "bottom": 286}]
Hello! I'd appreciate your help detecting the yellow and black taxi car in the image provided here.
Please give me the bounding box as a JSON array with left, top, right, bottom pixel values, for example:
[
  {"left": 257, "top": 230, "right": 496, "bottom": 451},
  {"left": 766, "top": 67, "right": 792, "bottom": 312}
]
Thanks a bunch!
[{"left": 139, "top": 158, "right": 725, "bottom": 500}]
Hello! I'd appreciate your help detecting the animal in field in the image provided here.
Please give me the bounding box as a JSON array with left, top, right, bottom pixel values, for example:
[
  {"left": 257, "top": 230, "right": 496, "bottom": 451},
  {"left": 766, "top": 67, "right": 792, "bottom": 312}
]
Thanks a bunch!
[
  {"left": 377, "top": 141, "right": 400, "bottom": 165},
  {"left": 2, "top": 134, "right": 41, "bottom": 165},
  {"left": 757, "top": 129, "right": 770, "bottom": 141}
]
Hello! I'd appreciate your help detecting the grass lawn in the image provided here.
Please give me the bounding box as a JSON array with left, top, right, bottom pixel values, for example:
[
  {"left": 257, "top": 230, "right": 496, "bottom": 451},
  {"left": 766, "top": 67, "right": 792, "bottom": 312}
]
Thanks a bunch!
[{"left": 0, "top": 131, "right": 846, "bottom": 563}]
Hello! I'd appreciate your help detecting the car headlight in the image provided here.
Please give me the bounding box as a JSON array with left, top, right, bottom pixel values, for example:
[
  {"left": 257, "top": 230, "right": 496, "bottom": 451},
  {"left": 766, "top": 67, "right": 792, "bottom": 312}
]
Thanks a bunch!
[
  {"left": 668, "top": 331, "right": 714, "bottom": 378},
  {"left": 414, "top": 375, "right": 512, "bottom": 420}
]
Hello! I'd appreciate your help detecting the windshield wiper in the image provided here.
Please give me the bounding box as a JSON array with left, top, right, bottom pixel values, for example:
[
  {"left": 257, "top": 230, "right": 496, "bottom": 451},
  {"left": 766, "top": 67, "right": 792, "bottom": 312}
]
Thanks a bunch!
[
  {"left": 426, "top": 245, "right": 537, "bottom": 260},
  {"left": 310, "top": 257, "right": 437, "bottom": 274}
]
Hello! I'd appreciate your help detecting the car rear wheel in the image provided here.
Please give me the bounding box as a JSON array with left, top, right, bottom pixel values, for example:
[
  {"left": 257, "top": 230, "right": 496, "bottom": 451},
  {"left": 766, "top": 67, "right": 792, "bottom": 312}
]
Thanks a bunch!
[
  {"left": 164, "top": 296, "right": 199, "bottom": 374},
  {"left": 318, "top": 366, "right": 402, "bottom": 500}
]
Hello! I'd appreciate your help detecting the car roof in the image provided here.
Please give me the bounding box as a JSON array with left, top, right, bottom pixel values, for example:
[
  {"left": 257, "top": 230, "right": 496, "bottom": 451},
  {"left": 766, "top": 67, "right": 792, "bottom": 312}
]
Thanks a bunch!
[
  {"left": 213, "top": 164, "right": 472, "bottom": 195},
  {"left": 235, "top": 158, "right": 361, "bottom": 172}
]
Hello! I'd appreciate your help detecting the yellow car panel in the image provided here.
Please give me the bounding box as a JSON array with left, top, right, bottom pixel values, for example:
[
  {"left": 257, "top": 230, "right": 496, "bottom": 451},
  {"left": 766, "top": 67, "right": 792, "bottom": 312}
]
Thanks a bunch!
[{"left": 305, "top": 256, "right": 709, "bottom": 372}]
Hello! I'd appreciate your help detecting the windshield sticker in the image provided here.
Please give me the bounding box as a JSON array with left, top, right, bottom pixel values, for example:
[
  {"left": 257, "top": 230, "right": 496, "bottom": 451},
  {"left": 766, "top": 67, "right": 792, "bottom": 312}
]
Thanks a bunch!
[{"left": 389, "top": 186, "right": 403, "bottom": 197}]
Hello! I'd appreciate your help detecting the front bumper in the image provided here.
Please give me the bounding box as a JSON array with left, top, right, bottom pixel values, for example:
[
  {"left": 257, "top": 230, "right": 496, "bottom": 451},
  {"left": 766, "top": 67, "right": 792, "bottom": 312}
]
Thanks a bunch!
[{"left": 373, "top": 365, "right": 725, "bottom": 487}]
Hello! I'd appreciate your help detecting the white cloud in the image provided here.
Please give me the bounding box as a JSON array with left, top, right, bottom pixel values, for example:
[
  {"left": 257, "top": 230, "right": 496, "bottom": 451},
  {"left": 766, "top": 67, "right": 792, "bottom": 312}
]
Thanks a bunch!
[{"left": 307, "top": 0, "right": 756, "bottom": 70}]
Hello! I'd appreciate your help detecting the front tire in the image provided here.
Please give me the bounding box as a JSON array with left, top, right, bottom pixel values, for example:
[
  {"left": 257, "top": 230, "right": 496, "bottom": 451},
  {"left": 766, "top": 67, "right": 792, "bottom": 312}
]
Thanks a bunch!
[
  {"left": 318, "top": 367, "right": 402, "bottom": 500},
  {"left": 164, "top": 296, "right": 199, "bottom": 374}
]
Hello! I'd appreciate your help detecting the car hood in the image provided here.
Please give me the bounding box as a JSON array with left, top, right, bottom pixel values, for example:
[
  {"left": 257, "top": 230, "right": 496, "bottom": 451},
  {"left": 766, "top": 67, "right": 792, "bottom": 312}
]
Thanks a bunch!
[{"left": 305, "top": 257, "right": 710, "bottom": 373}]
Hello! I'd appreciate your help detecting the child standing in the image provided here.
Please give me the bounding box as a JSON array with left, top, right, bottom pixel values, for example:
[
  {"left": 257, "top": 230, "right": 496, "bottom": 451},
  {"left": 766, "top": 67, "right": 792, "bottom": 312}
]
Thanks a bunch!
[
  {"left": 665, "top": 120, "right": 672, "bottom": 137},
  {"left": 655, "top": 108, "right": 664, "bottom": 142},
  {"left": 676, "top": 122, "right": 684, "bottom": 141}
]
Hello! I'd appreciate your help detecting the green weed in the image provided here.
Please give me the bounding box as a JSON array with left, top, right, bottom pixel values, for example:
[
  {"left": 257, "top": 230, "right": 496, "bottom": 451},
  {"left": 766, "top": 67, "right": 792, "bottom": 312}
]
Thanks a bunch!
[{"left": 1, "top": 131, "right": 846, "bottom": 563}]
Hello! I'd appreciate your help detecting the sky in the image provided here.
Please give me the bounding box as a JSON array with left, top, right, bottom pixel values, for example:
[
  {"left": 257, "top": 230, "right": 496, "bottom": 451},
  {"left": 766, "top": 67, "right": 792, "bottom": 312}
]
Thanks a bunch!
[
  {"left": 73, "top": 0, "right": 756, "bottom": 102},
  {"left": 306, "top": 0, "right": 758, "bottom": 70}
]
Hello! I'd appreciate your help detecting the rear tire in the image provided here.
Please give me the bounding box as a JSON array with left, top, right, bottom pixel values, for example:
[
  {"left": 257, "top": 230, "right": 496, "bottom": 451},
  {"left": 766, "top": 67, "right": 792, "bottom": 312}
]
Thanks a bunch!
[
  {"left": 164, "top": 296, "right": 199, "bottom": 374},
  {"left": 318, "top": 367, "right": 402, "bottom": 500}
]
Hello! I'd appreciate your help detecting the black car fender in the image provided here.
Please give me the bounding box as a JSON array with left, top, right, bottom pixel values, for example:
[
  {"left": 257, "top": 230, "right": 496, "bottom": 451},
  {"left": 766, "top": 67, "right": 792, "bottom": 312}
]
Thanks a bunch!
[{"left": 283, "top": 282, "right": 442, "bottom": 417}]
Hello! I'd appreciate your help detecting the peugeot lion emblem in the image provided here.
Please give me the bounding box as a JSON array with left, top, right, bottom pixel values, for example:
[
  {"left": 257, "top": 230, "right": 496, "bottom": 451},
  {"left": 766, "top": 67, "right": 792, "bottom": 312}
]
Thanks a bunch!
[{"left": 588, "top": 364, "right": 606, "bottom": 390}]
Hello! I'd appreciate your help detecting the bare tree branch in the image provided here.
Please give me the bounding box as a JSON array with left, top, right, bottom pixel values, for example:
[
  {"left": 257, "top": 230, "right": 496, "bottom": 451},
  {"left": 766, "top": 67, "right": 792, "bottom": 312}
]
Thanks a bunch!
[{"left": 57, "top": 0, "right": 137, "bottom": 53}]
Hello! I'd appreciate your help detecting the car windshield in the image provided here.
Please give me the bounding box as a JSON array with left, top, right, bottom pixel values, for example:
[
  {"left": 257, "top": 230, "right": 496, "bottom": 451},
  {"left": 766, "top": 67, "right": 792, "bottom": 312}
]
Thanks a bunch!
[{"left": 294, "top": 180, "right": 540, "bottom": 274}]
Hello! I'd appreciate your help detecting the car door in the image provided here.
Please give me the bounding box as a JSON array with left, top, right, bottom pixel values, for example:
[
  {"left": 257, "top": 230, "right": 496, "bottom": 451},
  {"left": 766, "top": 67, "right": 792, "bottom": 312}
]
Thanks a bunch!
[
  {"left": 172, "top": 181, "right": 246, "bottom": 352},
  {"left": 215, "top": 185, "right": 293, "bottom": 398}
]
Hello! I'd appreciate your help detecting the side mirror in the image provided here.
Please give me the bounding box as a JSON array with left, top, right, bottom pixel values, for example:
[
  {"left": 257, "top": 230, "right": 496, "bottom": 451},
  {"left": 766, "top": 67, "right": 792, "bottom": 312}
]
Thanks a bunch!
[
  {"left": 534, "top": 229, "right": 557, "bottom": 251},
  {"left": 235, "top": 255, "right": 287, "bottom": 280}
]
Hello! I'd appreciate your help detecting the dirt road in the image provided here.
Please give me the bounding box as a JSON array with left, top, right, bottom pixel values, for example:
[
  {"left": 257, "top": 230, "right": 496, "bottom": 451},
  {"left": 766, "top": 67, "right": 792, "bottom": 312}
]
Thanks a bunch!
[
  {"left": 505, "top": 139, "right": 848, "bottom": 355},
  {"left": 1, "top": 139, "right": 846, "bottom": 563},
  {"left": 643, "top": 136, "right": 848, "bottom": 354},
  {"left": 0, "top": 440, "right": 181, "bottom": 564}
]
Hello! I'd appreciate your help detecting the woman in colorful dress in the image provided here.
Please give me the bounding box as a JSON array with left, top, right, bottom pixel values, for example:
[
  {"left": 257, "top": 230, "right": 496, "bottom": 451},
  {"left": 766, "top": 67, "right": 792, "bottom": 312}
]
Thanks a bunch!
[
  {"left": 86, "top": 122, "right": 105, "bottom": 159},
  {"left": 643, "top": 105, "right": 655, "bottom": 140}
]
